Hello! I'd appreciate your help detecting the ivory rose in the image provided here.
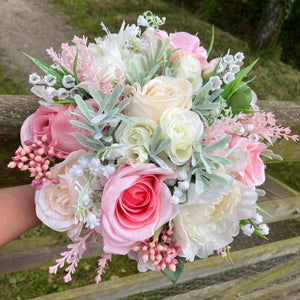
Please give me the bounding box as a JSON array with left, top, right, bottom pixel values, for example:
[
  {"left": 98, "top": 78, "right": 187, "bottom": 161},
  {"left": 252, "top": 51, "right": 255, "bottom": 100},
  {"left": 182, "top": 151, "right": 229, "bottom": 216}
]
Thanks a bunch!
[
  {"left": 160, "top": 107, "right": 204, "bottom": 165},
  {"left": 127, "top": 76, "right": 193, "bottom": 123},
  {"left": 228, "top": 135, "right": 266, "bottom": 190},
  {"left": 35, "top": 150, "right": 86, "bottom": 238},
  {"left": 98, "top": 163, "right": 178, "bottom": 255},
  {"left": 21, "top": 104, "right": 86, "bottom": 157},
  {"left": 173, "top": 179, "right": 257, "bottom": 261}
]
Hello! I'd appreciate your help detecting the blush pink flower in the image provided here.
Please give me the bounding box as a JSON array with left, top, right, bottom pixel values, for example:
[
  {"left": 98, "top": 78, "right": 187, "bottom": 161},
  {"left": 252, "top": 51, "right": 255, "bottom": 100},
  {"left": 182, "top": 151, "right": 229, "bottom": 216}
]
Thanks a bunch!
[
  {"left": 228, "top": 135, "right": 266, "bottom": 190},
  {"left": 21, "top": 104, "right": 86, "bottom": 157},
  {"left": 153, "top": 30, "right": 208, "bottom": 69},
  {"left": 98, "top": 163, "right": 178, "bottom": 255}
]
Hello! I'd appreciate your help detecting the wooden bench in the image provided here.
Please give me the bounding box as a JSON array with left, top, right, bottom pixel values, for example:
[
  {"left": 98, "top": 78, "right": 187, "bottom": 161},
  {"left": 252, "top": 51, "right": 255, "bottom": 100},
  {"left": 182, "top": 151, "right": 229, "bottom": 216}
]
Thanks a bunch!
[{"left": 0, "top": 97, "right": 299, "bottom": 299}]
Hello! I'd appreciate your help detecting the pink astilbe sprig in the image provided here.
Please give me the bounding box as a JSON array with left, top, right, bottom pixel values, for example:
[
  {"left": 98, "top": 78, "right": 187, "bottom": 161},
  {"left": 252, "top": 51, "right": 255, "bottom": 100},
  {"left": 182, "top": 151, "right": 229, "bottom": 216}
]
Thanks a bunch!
[
  {"left": 239, "top": 112, "right": 298, "bottom": 143},
  {"left": 94, "top": 253, "right": 112, "bottom": 284},
  {"left": 7, "top": 135, "right": 63, "bottom": 190},
  {"left": 217, "top": 246, "right": 231, "bottom": 258},
  {"left": 132, "top": 227, "right": 183, "bottom": 272},
  {"left": 47, "top": 36, "right": 125, "bottom": 96},
  {"left": 204, "top": 112, "right": 298, "bottom": 146},
  {"left": 49, "top": 231, "right": 93, "bottom": 283}
]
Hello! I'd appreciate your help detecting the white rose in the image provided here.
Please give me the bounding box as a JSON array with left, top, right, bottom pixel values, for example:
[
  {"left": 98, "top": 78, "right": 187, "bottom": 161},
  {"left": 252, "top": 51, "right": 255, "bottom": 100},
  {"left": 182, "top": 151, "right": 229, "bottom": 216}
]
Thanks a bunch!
[
  {"left": 172, "top": 180, "right": 257, "bottom": 261},
  {"left": 115, "top": 117, "right": 157, "bottom": 146},
  {"left": 127, "top": 76, "right": 193, "bottom": 123},
  {"left": 160, "top": 107, "right": 203, "bottom": 165},
  {"left": 35, "top": 150, "right": 86, "bottom": 238},
  {"left": 175, "top": 54, "right": 203, "bottom": 93},
  {"left": 115, "top": 117, "right": 157, "bottom": 166},
  {"left": 127, "top": 145, "right": 149, "bottom": 166}
]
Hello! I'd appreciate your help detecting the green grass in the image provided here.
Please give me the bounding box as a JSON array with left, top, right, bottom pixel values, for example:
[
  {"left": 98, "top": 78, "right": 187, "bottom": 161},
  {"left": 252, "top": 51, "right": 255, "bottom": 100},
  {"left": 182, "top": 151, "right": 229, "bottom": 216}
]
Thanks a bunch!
[{"left": 0, "top": 64, "right": 26, "bottom": 95}]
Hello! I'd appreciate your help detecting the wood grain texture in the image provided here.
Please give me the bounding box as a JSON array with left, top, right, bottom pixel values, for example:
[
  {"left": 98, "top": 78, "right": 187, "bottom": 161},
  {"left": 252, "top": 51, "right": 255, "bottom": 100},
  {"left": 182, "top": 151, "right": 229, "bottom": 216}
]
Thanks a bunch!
[{"left": 30, "top": 237, "right": 300, "bottom": 300}]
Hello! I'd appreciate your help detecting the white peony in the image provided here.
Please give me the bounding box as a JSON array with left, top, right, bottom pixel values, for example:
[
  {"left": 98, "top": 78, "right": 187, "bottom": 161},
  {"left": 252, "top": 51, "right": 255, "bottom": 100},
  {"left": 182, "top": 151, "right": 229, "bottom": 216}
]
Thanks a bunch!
[
  {"left": 160, "top": 107, "right": 203, "bottom": 165},
  {"left": 88, "top": 21, "right": 140, "bottom": 82},
  {"left": 35, "top": 150, "right": 87, "bottom": 238},
  {"left": 172, "top": 179, "right": 257, "bottom": 261},
  {"left": 174, "top": 54, "right": 203, "bottom": 93}
]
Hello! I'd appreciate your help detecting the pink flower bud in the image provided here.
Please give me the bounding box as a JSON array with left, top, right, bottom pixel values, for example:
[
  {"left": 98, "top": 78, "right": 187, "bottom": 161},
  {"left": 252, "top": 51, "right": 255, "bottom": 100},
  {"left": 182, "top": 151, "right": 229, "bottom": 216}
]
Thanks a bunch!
[
  {"left": 132, "top": 246, "right": 140, "bottom": 252},
  {"left": 142, "top": 254, "right": 149, "bottom": 263},
  {"left": 149, "top": 248, "right": 155, "bottom": 255},
  {"left": 165, "top": 257, "right": 171, "bottom": 263},
  {"left": 160, "top": 262, "right": 166, "bottom": 270},
  {"left": 150, "top": 255, "right": 155, "bottom": 261},
  {"left": 157, "top": 244, "right": 164, "bottom": 252},
  {"left": 156, "top": 254, "right": 162, "bottom": 262},
  {"left": 166, "top": 229, "right": 173, "bottom": 236},
  {"left": 37, "top": 148, "right": 45, "bottom": 155},
  {"left": 51, "top": 178, "right": 60, "bottom": 184},
  {"left": 7, "top": 162, "right": 17, "bottom": 168},
  {"left": 168, "top": 263, "right": 176, "bottom": 272}
]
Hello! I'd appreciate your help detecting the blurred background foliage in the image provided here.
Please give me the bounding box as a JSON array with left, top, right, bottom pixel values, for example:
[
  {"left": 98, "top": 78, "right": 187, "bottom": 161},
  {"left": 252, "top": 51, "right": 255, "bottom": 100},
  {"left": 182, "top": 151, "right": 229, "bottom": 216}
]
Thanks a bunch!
[{"left": 168, "top": 0, "right": 300, "bottom": 69}]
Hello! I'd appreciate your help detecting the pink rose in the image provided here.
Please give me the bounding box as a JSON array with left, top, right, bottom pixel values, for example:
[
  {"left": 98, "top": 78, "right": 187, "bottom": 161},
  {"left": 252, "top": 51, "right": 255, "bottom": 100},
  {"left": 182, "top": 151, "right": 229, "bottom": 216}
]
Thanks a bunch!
[
  {"left": 228, "top": 135, "right": 266, "bottom": 190},
  {"left": 21, "top": 104, "right": 85, "bottom": 157},
  {"left": 153, "top": 30, "right": 208, "bottom": 69},
  {"left": 99, "top": 163, "right": 177, "bottom": 255}
]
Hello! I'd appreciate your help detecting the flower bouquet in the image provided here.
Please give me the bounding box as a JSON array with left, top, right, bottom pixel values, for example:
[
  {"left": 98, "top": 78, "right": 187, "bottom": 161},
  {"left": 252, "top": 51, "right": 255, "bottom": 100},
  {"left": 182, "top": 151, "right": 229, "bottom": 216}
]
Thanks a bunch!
[{"left": 8, "top": 12, "right": 298, "bottom": 284}]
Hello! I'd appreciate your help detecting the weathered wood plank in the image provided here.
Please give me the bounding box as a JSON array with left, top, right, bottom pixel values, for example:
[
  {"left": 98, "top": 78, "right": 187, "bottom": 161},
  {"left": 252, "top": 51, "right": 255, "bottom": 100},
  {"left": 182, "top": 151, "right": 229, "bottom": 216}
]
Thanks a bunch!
[
  {"left": 259, "top": 173, "right": 299, "bottom": 202},
  {"left": 239, "top": 276, "right": 300, "bottom": 300},
  {"left": 218, "top": 257, "right": 300, "bottom": 300},
  {"left": 0, "top": 95, "right": 39, "bottom": 134},
  {"left": 0, "top": 234, "right": 103, "bottom": 274},
  {"left": 259, "top": 196, "right": 300, "bottom": 223},
  {"left": 163, "top": 257, "right": 300, "bottom": 300},
  {"left": 29, "top": 236, "right": 300, "bottom": 300},
  {"left": 163, "top": 279, "right": 243, "bottom": 300}
]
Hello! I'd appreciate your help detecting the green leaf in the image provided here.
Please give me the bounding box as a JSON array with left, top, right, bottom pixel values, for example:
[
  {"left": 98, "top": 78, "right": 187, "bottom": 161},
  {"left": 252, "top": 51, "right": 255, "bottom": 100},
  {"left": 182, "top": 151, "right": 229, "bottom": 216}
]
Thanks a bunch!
[
  {"left": 74, "top": 94, "right": 93, "bottom": 120},
  {"left": 204, "top": 135, "right": 231, "bottom": 153},
  {"left": 203, "top": 153, "right": 233, "bottom": 167},
  {"left": 222, "top": 59, "right": 258, "bottom": 100},
  {"left": 73, "top": 45, "right": 80, "bottom": 84},
  {"left": 226, "top": 84, "right": 252, "bottom": 114},
  {"left": 75, "top": 134, "right": 101, "bottom": 151},
  {"left": 153, "top": 138, "right": 171, "bottom": 155},
  {"left": 151, "top": 154, "right": 170, "bottom": 169},
  {"left": 70, "top": 120, "right": 95, "bottom": 132},
  {"left": 207, "top": 25, "right": 214, "bottom": 57},
  {"left": 151, "top": 126, "right": 162, "bottom": 150},
  {"left": 23, "top": 52, "right": 64, "bottom": 84},
  {"left": 161, "top": 256, "right": 185, "bottom": 284},
  {"left": 151, "top": 225, "right": 164, "bottom": 248},
  {"left": 253, "top": 228, "right": 268, "bottom": 240},
  {"left": 109, "top": 84, "right": 123, "bottom": 108},
  {"left": 255, "top": 203, "right": 274, "bottom": 219}
]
